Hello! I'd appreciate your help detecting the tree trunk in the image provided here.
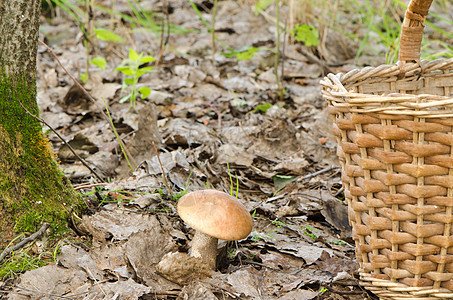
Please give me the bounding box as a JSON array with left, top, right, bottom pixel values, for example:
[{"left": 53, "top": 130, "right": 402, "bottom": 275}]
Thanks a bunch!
[{"left": 0, "top": 0, "right": 80, "bottom": 246}]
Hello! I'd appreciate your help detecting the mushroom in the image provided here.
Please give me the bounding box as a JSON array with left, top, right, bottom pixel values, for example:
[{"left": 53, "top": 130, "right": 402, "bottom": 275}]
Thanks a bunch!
[{"left": 177, "top": 189, "right": 253, "bottom": 270}]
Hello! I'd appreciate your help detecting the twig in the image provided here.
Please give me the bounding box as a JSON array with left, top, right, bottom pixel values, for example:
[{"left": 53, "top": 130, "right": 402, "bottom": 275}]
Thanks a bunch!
[
  {"left": 298, "top": 166, "right": 339, "bottom": 181},
  {"left": 288, "top": 0, "right": 294, "bottom": 44},
  {"left": 265, "top": 194, "right": 286, "bottom": 203},
  {"left": 154, "top": 0, "right": 170, "bottom": 67},
  {"left": 163, "top": 1, "right": 170, "bottom": 47},
  {"left": 11, "top": 81, "right": 104, "bottom": 182},
  {"left": 332, "top": 185, "right": 344, "bottom": 197},
  {"left": 274, "top": 0, "right": 283, "bottom": 101},
  {"left": 13, "top": 285, "right": 77, "bottom": 299},
  {"left": 152, "top": 141, "right": 174, "bottom": 198},
  {"left": 211, "top": 0, "right": 218, "bottom": 63},
  {"left": 0, "top": 223, "right": 50, "bottom": 262},
  {"left": 296, "top": 46, "right": 334, "bottom": 74},
  {"left": 38, "top": 40, "right": 136, "bottom": 168},
  {"left": 103, "top": 99, "right": 134, "bottom": 172},
  {"left": 74, "top": 182, "right": 108, "bottom": 190},
  {"left": 86, "top": 267, "right": 107, "bottom": 297},
  {"left": 241, "top": 260, "right": 280, "bottom": 271},
  {"left": 38, "top": 41, "right": 101, "bottom": 112},
  {"left": 280, "top": 21, "right": 286, "bottom": 98}
]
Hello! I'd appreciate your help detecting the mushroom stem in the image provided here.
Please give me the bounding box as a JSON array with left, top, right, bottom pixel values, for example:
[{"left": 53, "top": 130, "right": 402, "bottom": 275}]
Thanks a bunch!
[{"left": 189, "top": 230, "right": 218, "bottom": 270}]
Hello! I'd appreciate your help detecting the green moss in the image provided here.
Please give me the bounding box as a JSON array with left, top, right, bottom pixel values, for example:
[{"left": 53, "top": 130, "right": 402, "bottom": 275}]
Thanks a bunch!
[{"left": 0, "top": 72, "right": 82, "bottom": 235}]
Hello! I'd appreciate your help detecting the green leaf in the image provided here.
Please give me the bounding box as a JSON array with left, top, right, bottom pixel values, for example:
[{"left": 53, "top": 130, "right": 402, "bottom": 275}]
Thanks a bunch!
[
  {"left": 128, "top": 49, "right": 139, "bottom": 61},
  {"left": 89, "top": 57, "right": 106, "bottom": 70},
  {"left": 94, "top": 28, "right": 124, "bottom": 43},
  {"left": 80, "top": 72, "right": 88, "bottom": 83},
  {"left": 253, "top": 0, "right": 273, "bottom": 15},
  {"left": 139, "top": 86, "right": 151, "bottom": 98},
  {"left": 236, "top": 47, "right": 260, "bottom": 61},
  {"left": 136, "top": 67, "right": 155, "bottom": 78},
  {"left": 138, "top": 66, "right": 154, "bottom": 72},
  {"left": 272, "top": 175, "right": 296, "bottom": 190},
  {"left": 119, "top": 94, "right": 131, "bottom": 103},
  {"left": 221, "top": 50, "right": 238, "bottom": 58},
  {"left": 124, "top": 78, "right": 135, "bottom": 85},
  {"left": 114, "top": 66, "right": 134, "bottom": 76},
  {"left": 253, "top": 103, "right": 272, "bottom": 113},
  {"left": 140, "top": 56, "right": 155, "bottom": 64},
  {"left": 291, "top": 24, "right": 319, "bottom": 47}
]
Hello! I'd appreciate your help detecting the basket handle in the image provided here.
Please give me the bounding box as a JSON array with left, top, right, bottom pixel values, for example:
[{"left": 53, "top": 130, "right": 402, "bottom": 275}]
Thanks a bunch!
[{"left": 398, "top": 0, "right": 433, "bottom": 63}]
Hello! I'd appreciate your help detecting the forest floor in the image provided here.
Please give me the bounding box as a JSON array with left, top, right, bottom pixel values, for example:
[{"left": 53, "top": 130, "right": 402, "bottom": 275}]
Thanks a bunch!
[{"left": 2, "top": 0, "right": 452, "bottom": 299}]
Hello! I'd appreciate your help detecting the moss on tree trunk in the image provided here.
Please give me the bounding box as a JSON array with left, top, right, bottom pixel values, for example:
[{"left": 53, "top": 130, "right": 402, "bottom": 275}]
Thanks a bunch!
[{"left": 0, "top": 0, "right": 81, "bottom": 245}]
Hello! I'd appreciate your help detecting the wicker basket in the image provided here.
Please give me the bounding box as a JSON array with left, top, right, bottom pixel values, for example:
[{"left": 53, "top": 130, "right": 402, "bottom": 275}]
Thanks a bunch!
[{"left": 321, "top": 0, "right": 453, "bottom": 299}]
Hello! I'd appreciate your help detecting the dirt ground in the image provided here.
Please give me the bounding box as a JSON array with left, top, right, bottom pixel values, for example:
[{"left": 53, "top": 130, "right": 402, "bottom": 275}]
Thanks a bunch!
[{"left": 1, "top": 0, "right": 451, "bottom": 299}]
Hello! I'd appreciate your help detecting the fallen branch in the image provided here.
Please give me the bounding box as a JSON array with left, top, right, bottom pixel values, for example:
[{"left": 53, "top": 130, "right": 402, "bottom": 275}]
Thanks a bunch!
[
  {"left": 0, "top": 223, "right": 50, "bottom": 263},
  {"left": 299, "top": 166, "right": 339, "bottom": 181},
  {"left": 74, "top": 182, "right": 108, "bottom": 191}
]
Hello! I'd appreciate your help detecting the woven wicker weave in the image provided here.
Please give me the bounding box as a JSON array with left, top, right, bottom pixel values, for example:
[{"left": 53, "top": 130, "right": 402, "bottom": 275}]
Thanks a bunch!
[{"left": 321, "top": 0, "right": 453, "bottom": 299}]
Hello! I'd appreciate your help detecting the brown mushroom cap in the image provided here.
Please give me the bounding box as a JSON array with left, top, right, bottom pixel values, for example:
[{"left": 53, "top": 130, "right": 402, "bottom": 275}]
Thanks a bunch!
[{"left": 177, "top": 189, "right": 253, "bottom": 241}]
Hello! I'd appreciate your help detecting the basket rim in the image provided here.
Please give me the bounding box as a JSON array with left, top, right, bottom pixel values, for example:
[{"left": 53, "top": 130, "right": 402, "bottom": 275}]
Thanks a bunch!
[
  {"left": 321, "top": 58, "right": 453, "bottom": 87},
  {"left": 320, "top": 58, "right": 453, "bottom": 117}
]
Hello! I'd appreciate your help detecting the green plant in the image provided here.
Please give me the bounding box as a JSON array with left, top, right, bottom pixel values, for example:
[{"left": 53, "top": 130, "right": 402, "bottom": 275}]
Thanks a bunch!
[
  {"left": 0, "top": 239, "right": 63, "bottom": 281},
  {"left": 226, "top": 162, "right": 239, "bottom": 198},
  {"left": 291, "top": 24, "right": 319, "bottom": 46},
  {"left": 270, "top": 219, "right": 285, "bottom": 229},
  {"left": 93, "top": 28, "right": 124, "bottom": 43},
  {"left": 80, "top": 56, "right": 106, "bottom": 83},
  {"left": 0, "top": 251, "right": 47, "bottom": 280},
  {"left": 188, "top": 0, "right": 231, "bottom": 52},
  {"left": 51, "top": 0, "right": 86, "bottom": 33},
  {"left": 81, "top": 186, "right": 134, "bottom": 206},
  {"left": 303, "top": 224, "right": 318, "bottom": 240},
  {"left": 115, "top": 49, "right": 155, "bottom": 106},
  {"left": 227, "top": 247, "right": 237, "bottom": 259},
  {"left": 331, "top": 239, "right": 346, "bottom": 246},
  {"left": 250, "top": 232, "right": 272, "bottom": 243},
  {"left": 103, "top": 99, "right": 134, "bottom": 171},
  {"left": 272, "top": 174, "right": 296, "bottom": 193},
  {"left": 90, "top": 57, "right": 107, "bottom": 70},
  {"left": 51, "top": 240, "right": 63, "bottom": 261},
  {"left": 159, "top": 188, "right": 188, "bottom": 203},
  {"left": 350, "top": 0, "right": 401, "bottom": 63},
  {"left": 221, "top": 46, "right": 265, "bottom": 61},
  {"left": 292, "top": 0, "right": 452, "bottom": 64},
  {"left": 98, "top": 0, "right": 191, "bottom": 36},
  {"left": 253, "top": 0, "right": 273, "bottom": 15},
  {"left": 246, "top": 253, "right": 256, "bottom": 260},
  {"left": 253, "top": 103, "right": 273, "bottom": 113}
]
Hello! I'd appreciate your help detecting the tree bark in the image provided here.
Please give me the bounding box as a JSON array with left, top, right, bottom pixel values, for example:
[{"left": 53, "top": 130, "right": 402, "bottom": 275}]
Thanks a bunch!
[
  {"left": 0, "top": 0, "right": 80, "bottom": 247},
  {"left": 0, "top": 0, "right": 40, "bottom": 82}
]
